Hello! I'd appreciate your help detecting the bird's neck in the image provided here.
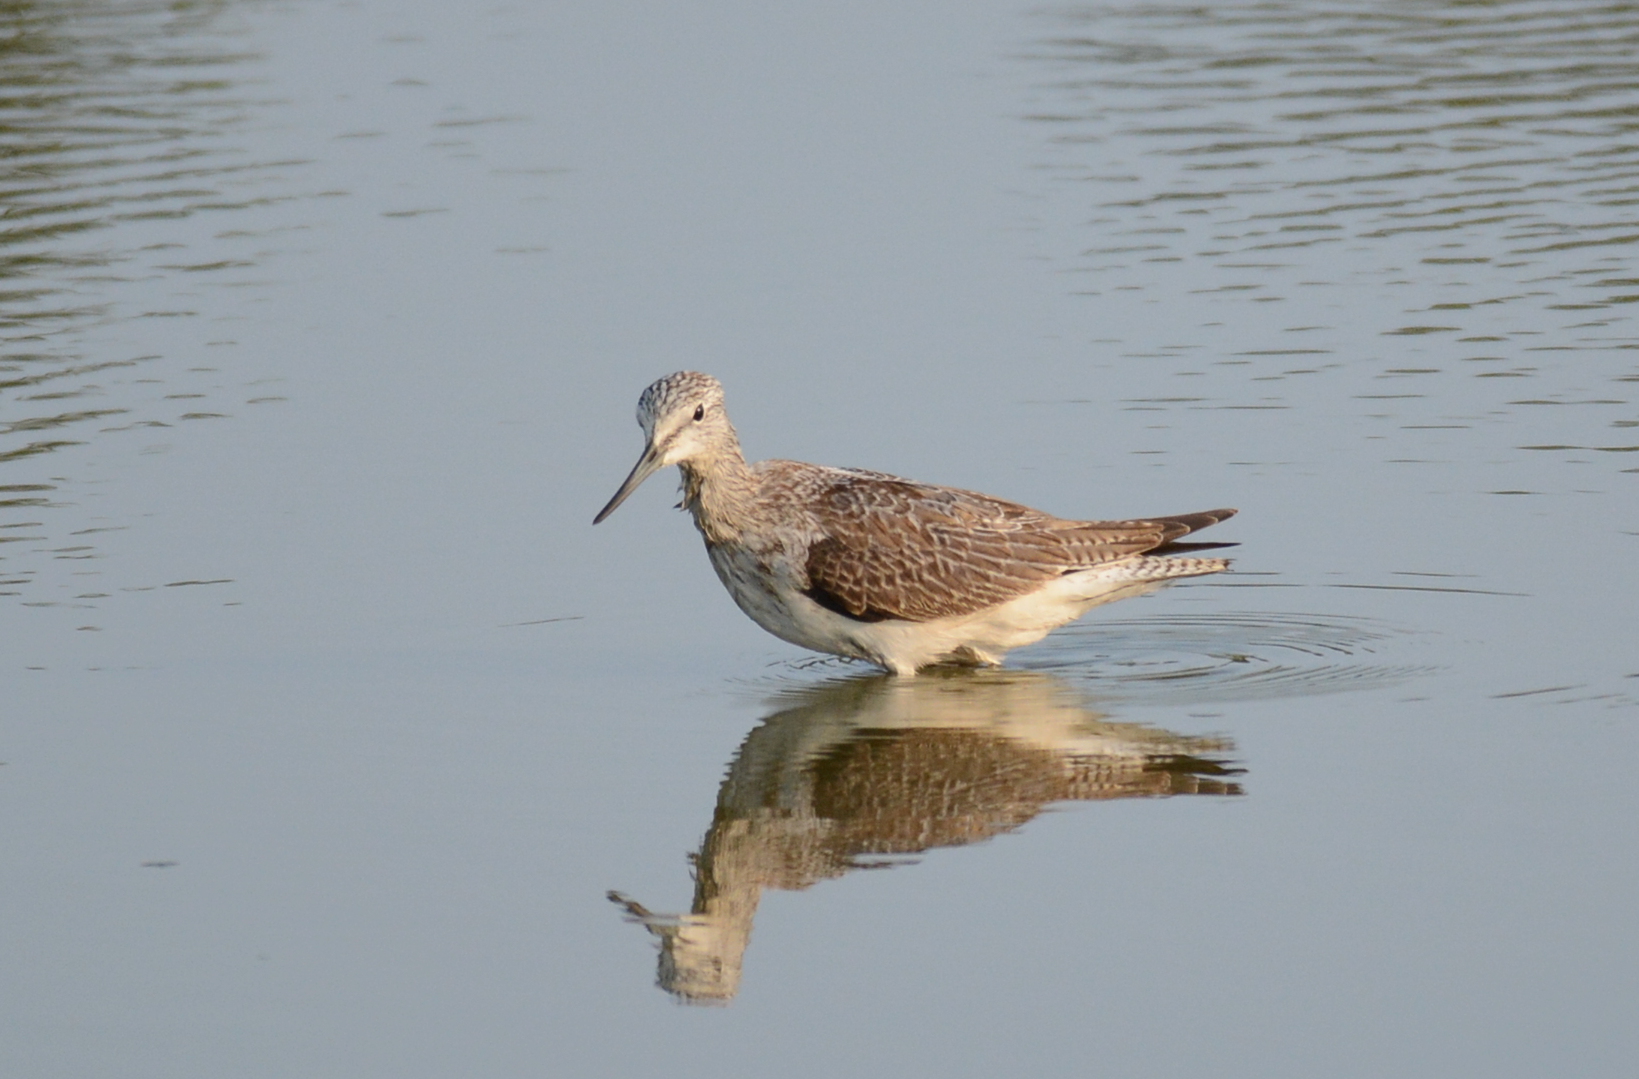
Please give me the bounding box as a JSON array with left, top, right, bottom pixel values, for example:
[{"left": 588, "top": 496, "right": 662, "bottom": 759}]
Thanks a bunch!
[{"left": 679, "top": 444, "right": 757, "bottom": 545}]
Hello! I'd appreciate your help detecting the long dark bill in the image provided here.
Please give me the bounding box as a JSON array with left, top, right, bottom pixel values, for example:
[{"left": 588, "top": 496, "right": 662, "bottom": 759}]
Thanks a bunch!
[{"left": 593, "top": 444, "right": 664, "bottom": 524}]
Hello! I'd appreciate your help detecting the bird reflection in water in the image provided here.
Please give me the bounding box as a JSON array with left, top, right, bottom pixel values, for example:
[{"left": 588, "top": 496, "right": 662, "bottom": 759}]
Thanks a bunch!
[{"left": 609, "top": 669, "right": 1243, "bottom": 1004}]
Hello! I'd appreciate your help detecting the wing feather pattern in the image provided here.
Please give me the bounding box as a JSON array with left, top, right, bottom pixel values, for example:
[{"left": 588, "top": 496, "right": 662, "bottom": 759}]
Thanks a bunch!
[{"left": 798, "top": 471, "right": 1234, "bottom": 623}]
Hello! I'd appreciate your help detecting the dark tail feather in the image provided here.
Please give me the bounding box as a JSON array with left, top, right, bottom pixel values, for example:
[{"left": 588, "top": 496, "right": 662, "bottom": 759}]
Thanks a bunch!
[
  {"left": 1149, "top": 539, "right": 1239, "bottom": 555},
  {"left": 1154, "top": 507, "right": 1237, "bottom": 542}
]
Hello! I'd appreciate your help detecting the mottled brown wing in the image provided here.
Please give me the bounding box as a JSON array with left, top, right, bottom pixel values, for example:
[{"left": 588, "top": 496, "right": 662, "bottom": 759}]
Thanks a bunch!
[{"left": 800, "top": 473, "right": 1234, "bottom": 622}]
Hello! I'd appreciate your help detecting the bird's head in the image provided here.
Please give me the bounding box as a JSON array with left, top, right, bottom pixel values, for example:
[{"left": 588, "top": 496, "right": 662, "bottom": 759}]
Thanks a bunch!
[{"left": 594, "top": 371, "right": 733, "bottom": 523}]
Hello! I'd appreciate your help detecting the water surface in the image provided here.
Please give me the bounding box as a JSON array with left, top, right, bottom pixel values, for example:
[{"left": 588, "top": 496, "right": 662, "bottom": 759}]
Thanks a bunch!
[{"left": 3, "top": 2, "right": 1635, "bottom": 1077}]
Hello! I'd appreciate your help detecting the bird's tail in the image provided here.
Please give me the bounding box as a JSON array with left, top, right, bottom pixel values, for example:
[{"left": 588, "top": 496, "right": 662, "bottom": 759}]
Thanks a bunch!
[{"left": 1114, "top": 555, "right": 1231, "bottom": 581}]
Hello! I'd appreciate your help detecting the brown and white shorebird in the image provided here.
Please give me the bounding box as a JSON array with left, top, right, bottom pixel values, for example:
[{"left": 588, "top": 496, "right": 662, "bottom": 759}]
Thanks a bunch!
[{"left": 593, "top": 372, "right": 1236, "bottom": 674}]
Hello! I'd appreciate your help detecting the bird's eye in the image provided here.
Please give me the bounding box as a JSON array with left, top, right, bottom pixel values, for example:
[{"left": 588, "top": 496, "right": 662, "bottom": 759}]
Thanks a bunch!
[{"left": 692, "top": 405, "right": 704, "bottom": 422}]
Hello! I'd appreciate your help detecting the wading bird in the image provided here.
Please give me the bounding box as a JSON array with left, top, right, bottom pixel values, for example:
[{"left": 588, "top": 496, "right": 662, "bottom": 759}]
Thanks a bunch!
[{"left": 594, "top": 372, "right": 1235, "bottom": 674}]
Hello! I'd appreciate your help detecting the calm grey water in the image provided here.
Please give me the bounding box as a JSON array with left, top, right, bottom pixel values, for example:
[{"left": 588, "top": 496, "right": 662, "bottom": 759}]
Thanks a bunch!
[{"left": 3, "top": 1, "right": 1635, "bottom": 1076}]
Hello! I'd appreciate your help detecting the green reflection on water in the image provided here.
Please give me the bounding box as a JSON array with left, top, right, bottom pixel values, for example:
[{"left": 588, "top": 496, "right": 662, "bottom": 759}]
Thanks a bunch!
[{"left": 0, "top": 0, "right": 302, "bottom": 601}]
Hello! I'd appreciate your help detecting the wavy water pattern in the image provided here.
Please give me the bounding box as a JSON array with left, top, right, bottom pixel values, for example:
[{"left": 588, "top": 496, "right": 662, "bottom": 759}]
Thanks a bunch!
[
  {"left": 1021, "top": 1, "right": 1639, "bottom": 472},
  {"left": 0, "top": 0, "right": 302, "bottom": 603},
  {"left": 750, "top": 611, "right": 1429, "bottom": 708},
  {"left": 1015, "top": 610, "right": 1432, "bottom": 705}
]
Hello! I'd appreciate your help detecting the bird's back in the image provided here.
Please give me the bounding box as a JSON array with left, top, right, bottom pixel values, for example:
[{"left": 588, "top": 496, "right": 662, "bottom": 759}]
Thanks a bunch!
[{"left": 747, "top": 460, "right": 1235, "bottom": 624}]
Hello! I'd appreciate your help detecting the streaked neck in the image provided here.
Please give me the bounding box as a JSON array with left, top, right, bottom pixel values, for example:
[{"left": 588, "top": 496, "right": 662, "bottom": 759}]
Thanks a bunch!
[{"left": 680, "top": 443, "right": 756, "bottom": 544}]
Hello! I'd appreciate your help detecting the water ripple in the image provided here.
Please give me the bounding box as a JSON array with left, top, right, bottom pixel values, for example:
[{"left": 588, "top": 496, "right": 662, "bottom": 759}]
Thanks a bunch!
[
  {"left": 1021, "top": 1, "right": 1639, "bottom": 474},
  {"left": 0, "top": 1, "right": 308, "bottom": 604},
  {"left": 1016, "top": 611, "right": 1433, "bottom": 705}
]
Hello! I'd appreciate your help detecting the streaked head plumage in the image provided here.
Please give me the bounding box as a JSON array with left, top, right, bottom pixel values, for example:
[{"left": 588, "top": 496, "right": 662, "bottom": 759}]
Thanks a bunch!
[
  {"left": 593, "top": 371, "right": 736, "bottom": 524},
  {"left": 636, "top": 371, "right": 725, "bottom": 437}
]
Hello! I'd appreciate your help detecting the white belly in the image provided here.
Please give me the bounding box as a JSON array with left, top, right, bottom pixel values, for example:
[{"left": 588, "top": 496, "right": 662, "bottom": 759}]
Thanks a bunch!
[{"left": 705, "top": 544, "right": 1204, "bottom": 675}]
